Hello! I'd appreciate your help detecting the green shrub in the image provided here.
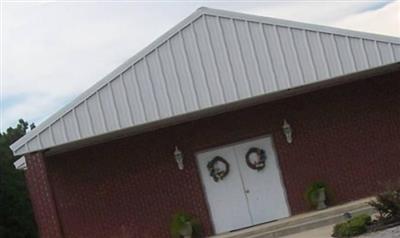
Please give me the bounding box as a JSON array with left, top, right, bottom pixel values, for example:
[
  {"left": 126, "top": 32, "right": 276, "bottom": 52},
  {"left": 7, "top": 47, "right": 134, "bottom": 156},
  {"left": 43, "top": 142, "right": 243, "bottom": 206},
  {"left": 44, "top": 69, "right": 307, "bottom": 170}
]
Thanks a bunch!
[
  {"left": 368, "top": 182, "right": 400, "bottom": 222},
  {"left": 170, "top": 212, "right": 202, "bottom": 238},
  {"left": 305, "top": 181, "right": 333, "bottom": 209},
  {"left": 332, "top": 214, "right": 371, "bottom": 237}
]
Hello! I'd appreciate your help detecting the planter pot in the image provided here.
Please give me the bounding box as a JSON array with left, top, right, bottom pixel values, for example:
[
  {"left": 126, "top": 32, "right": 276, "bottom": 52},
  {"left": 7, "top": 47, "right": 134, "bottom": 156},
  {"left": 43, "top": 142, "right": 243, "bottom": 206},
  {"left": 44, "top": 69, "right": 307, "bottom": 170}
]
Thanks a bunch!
[
  {"left": 179, "top": 222, "right": 193, "bottom": 238},
  {"left": 316, "top": 188, "right": 327, "bottom": 210}
]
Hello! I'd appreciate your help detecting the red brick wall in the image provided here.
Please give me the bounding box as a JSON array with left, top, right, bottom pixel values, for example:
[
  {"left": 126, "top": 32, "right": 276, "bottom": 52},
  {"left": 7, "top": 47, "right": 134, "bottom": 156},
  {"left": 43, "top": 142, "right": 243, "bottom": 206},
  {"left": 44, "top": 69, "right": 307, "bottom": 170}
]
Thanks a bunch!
[
  {"left": 25, "top": 152, "right": 63, "bottom": 238},
  {"left": 44, "top": 71, "right": 400, "bottom": 238}
]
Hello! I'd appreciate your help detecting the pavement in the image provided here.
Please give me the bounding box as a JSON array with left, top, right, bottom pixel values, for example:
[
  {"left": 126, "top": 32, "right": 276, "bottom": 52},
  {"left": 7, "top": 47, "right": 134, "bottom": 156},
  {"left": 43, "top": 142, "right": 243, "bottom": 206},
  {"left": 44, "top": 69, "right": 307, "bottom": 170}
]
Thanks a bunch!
[
  {"left": 359, "top": 226, "right": 400, "bottom": 238},
  {"left": 282, "top": 225, "right": 334, "bottom": 238},
  {"left": 282, "top": 224, "right": 400, "bottom": 238}
]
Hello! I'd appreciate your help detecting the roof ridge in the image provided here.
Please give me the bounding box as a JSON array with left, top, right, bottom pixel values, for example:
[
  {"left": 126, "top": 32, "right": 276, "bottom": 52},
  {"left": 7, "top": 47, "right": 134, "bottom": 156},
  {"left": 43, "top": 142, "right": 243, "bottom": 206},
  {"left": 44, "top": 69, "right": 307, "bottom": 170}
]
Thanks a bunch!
[{"left": 200, "top": 7, "right": 400, "bottom": 44}]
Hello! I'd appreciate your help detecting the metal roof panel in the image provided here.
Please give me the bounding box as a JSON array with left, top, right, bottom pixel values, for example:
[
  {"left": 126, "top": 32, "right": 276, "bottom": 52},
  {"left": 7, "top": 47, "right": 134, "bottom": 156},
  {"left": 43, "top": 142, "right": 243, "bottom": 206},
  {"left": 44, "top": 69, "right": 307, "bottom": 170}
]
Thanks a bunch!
[{"left": 10, "top": 7, "right": 400, "bottom": 155}]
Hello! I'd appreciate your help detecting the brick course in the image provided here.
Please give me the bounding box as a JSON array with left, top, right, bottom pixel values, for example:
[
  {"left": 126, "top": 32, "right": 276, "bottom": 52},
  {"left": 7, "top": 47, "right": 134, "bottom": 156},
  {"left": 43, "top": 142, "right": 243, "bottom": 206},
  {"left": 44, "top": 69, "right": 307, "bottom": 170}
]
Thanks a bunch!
[{"left": 30, "top": 71, "right": 400, "bottom": 237}]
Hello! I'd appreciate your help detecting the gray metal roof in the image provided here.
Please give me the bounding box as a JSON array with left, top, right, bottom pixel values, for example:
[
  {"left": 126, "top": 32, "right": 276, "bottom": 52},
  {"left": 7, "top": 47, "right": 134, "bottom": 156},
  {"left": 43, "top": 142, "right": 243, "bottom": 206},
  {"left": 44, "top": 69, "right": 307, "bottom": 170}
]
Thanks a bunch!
[{"left": 10, "top": 7, "right": 400, "bottom": 156}]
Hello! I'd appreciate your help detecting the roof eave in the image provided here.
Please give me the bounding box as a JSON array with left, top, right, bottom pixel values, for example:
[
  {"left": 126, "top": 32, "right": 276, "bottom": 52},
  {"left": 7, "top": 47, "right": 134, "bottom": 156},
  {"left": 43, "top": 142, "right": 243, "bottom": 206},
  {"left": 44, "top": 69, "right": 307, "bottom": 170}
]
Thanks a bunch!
[{"left": 30, "top": 63, "right": 400, "bottom": 157}]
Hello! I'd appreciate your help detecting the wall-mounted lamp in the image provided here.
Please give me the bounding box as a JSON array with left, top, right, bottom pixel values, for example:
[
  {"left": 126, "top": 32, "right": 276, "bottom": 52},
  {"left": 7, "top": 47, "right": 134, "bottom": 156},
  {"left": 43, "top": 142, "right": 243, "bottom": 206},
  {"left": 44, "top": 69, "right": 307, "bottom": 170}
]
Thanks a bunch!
[
  {"left": 174, "top": 146, "right": 184, "bottom": 170},
  {"left": 282, "top": 119, "right": 293, "bottom": 144}
]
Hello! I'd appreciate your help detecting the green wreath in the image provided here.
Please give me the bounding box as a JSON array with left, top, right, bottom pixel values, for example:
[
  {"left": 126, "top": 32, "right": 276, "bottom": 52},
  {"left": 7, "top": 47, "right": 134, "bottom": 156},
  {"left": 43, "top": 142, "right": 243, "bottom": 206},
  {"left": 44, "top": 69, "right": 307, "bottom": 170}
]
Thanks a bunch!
[
  {"left": 207, "top": 156, "right": 230, "bottom": 182},
  {"left": 245, "top": 147, "right": 267, "bottom": 171}
]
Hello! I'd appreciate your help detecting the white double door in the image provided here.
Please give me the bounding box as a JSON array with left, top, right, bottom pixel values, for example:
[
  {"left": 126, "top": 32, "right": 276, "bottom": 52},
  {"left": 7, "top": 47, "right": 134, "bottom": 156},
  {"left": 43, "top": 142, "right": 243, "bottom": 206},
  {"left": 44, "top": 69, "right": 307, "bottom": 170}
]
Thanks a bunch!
[{"left": 197, "top": 136, "right": 290, "bottom": 234}]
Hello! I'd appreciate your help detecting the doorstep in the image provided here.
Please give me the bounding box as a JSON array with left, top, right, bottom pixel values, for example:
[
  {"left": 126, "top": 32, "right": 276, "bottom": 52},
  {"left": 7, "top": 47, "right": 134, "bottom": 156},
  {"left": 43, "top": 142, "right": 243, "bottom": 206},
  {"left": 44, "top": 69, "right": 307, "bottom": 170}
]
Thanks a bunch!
[{"left": 210, "top": 197, "right": 375, "bottom": 238}]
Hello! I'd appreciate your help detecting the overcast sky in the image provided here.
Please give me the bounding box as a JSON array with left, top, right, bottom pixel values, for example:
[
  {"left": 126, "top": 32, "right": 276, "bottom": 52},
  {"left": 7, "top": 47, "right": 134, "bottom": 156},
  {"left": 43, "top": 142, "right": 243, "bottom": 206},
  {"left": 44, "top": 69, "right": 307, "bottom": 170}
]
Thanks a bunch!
[{"left": 1, "top": 0, "right": 399, "bottom": 132}]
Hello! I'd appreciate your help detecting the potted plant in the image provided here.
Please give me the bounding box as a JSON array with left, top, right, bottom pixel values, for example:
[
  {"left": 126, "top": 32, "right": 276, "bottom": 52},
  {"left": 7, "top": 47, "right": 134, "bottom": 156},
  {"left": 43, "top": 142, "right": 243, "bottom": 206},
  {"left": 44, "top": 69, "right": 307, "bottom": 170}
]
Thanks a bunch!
[
  {"left": 305, "top": 181, "right": 332, "bottom": 210},
  {"left": 170, "top": 212, "right": 202, "bottom": 238}
]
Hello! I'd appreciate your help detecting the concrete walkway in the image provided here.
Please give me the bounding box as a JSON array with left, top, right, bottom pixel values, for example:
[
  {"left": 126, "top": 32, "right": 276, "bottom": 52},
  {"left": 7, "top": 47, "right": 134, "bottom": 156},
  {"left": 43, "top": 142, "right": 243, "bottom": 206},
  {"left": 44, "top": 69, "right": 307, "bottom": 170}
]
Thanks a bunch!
[
  {"left": 360, "top": 226, "right": 400, "bottom": 238},
  {"left": 282, "top": 225, "right": 333, "bottom": 238},
  {"left": 283, "top": 224, "right": 400, "bottom": 238}
]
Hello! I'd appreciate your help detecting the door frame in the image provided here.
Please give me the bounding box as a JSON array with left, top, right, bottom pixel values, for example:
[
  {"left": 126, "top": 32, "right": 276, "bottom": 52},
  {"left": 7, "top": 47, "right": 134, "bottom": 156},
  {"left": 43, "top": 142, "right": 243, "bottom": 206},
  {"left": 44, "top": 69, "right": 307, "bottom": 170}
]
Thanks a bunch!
[{"left": 194, "top": 134, "right": 291, "bottom": 234}]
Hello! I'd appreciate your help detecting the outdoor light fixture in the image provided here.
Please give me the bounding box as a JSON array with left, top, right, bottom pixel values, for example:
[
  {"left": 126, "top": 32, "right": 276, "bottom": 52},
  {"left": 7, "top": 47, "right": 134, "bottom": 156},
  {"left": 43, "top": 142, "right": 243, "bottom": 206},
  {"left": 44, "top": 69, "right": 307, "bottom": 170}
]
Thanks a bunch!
[
  {"left": 174, "top": 146, "right": 184, "bottom": 170},
  {"left": 282, "top": 119, "right": 293, "bottom": 144}
]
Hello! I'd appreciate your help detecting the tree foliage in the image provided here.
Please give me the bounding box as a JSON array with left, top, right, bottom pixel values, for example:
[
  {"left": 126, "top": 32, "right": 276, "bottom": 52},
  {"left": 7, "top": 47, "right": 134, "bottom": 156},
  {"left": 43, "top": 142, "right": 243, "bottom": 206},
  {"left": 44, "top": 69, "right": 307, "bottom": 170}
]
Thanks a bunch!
[{"left": 0, "top": 119, "right": 38, "bottom": 238}]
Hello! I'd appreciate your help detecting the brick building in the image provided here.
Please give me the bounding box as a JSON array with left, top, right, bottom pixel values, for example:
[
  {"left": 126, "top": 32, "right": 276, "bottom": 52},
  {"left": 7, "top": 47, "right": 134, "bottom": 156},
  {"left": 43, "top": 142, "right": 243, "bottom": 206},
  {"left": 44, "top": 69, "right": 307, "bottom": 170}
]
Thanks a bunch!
[{"left": 11, "top": 8, "right": 400, "bottom": 238}]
